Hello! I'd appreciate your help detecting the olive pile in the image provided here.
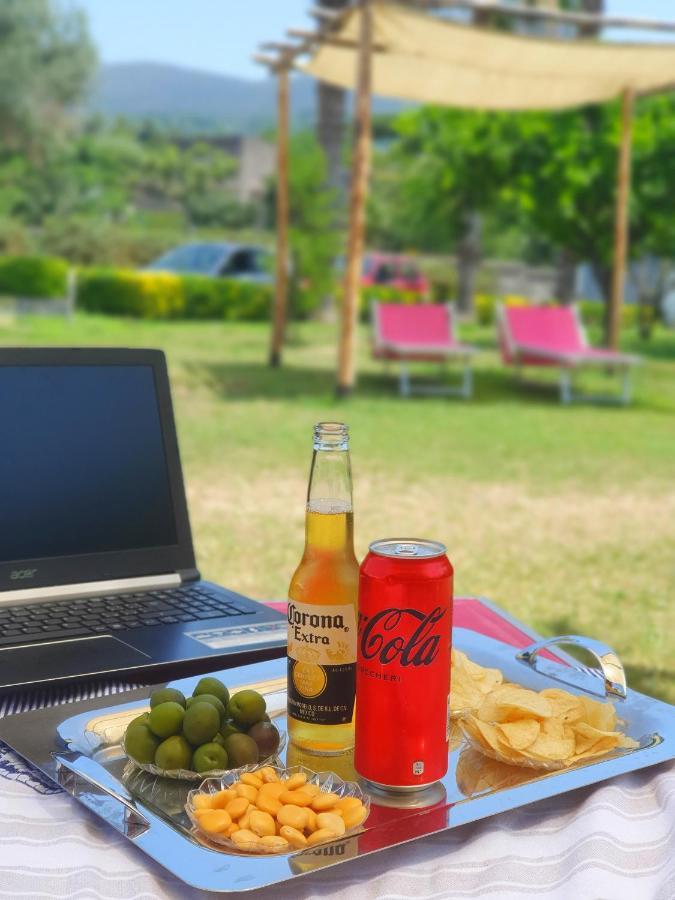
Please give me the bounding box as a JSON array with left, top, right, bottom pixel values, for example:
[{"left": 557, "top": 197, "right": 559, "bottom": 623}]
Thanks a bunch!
[{"left": 124, "top": 676, "right": 281, "bottom": 775}]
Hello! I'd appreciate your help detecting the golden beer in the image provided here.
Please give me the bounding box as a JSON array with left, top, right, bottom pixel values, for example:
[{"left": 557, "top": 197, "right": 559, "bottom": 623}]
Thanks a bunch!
[{"left": 287, "top": 423, "right": 359, "bottom": 754}]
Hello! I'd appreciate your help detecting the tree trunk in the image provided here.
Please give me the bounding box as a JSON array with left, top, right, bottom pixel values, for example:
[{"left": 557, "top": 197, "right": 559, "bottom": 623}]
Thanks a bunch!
[
  {"left": 555, "top": 248, "right": 576, "bottom": 304},
  {"left": 316, "top": 0, "right": 350, "bottom": 197},
  {"left": 457, "top": 212, "right": 482, "bottom": 315},
  {"left": 591, "top": 261, "right": 613, "bottom": 339}
]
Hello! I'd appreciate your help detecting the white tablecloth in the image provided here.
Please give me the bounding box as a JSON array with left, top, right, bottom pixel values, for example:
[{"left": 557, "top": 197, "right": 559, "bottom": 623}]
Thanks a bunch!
[{"left": 1, "top": 705, "right": 673, "bottom": 900}]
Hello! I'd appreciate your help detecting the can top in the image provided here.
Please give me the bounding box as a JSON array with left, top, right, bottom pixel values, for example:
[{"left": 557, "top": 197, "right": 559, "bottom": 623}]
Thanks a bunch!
[{"left": 369, "top": 538, "right": 446, "bottom": 560}]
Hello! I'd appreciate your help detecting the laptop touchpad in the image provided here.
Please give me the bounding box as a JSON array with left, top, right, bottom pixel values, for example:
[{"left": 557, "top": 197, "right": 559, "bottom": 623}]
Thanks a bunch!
[{"left": 0, "top": 636, "right": 150, "bottom": 683}]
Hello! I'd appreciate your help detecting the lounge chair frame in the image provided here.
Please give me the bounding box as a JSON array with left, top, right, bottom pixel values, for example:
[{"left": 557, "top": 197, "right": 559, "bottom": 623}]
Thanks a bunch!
[
  {"left": 372, "top": 302, "right": 475, "bottom": 399},
  {"left": 497, "top": 303, "right": 639, "bottom": 406}
]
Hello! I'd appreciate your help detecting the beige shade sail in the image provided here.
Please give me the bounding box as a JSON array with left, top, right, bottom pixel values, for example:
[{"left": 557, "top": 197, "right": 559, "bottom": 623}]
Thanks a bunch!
[{"left": 301, "top": 2, "right": 675, "bottom": 111}]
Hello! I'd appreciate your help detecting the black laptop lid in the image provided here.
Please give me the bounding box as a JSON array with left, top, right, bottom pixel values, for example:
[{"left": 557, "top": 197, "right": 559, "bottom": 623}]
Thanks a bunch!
[{"left": 0, "top": 348, "right": 196, "bottom": 590}]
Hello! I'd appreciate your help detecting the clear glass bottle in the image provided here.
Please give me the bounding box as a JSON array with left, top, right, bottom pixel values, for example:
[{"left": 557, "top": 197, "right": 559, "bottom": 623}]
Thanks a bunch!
[{"left": 287, "top": 422, "right": 359, "bottom": 754}]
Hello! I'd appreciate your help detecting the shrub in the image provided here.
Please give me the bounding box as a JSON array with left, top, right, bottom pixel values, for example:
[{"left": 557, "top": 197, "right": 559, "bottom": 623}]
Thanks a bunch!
[
  {"left": 76, "top": 268, "right": 271, "bottom": 321},
  {"left": 0, "top": 255, "right": 69, "bottom": 298},
  {"left": 475, "top": 293, "right": 497, "bottom": 326},
  {"left": 359, "top": 284, "right": 421, "bottom": 321},
  {"left": 577, "top": 300, "right": 652, "bottom": 331}
]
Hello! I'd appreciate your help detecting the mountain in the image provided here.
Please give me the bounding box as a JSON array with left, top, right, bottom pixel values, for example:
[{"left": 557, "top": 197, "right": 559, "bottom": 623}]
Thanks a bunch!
[{"left": 87, "top": 62, "right": 408, "bottom": 134}]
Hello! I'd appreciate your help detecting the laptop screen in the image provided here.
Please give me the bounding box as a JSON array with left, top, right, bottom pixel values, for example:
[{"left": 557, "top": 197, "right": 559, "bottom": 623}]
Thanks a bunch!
[{"left": 0, "top": 365, "right": 179, "bottom": 562}]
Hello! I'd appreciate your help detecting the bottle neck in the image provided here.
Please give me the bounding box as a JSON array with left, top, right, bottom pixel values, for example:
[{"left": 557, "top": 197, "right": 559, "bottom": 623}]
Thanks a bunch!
[{"left": 305, "top": 447, "right": 354, "bottom": 555}]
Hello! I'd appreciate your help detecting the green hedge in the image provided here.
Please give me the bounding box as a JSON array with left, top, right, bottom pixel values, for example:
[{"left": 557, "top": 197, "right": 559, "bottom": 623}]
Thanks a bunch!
[
  {"left": 76, "top": 269, "right": 272, "bottom": 321},
  {"left": 0, "top": 255, "right": 69, "bottom": 299}
]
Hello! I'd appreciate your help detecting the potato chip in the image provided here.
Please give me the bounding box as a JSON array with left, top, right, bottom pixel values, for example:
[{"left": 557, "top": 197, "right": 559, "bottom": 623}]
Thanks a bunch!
[
  {"left": 539, "top": 689, "right": 585, "bottom": 723},
  {"left": 496, "top": 719, "right": 540, "bottom": 750},
  {"left": 526, "top": 732, "right": 576, "bottom": 761},
  {"left": 577, "top": 696, "right": 617, "bottom": 732},
  {"left": 478, "top": 685, "right": 553, "bottom": 724},
  {"left": 450, "top": 650, "right": 504, "bottom": 714}
]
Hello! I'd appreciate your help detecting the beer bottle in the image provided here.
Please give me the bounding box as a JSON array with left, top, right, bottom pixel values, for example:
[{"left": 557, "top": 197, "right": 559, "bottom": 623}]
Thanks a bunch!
[{"left": 287, "top": 422, "right": 359, "bottom": 754}]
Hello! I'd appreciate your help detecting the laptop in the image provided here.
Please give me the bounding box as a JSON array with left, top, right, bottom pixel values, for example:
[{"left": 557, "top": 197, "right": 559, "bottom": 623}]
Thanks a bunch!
[{"left": 0, "top": 347, "right": 287, "bottom": 693}]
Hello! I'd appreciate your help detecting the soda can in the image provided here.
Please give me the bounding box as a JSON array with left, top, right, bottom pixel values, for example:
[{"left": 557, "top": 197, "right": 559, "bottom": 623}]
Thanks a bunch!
[{"left": 355, "top": 538, "right": 453, "bottom": 791}]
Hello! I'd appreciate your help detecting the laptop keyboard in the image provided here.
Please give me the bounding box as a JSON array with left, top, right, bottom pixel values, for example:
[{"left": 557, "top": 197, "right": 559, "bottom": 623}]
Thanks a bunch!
[{"left": 0, "top": 586, "right": 251, "bottom": 648}]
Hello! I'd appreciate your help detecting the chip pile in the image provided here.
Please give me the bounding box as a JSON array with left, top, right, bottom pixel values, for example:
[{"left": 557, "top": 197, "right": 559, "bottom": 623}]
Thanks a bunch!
[
  {"left": 450, "top": 649, "right": 504, "bottom": 714},
  {"left": 459, "top": 682, "right": 639, "bottom": 770}
]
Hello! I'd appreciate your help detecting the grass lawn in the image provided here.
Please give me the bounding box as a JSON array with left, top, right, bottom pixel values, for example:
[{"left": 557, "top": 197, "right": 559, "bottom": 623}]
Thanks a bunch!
[{"left": 1, "top": 312, "right": 673, "bottom": 703}]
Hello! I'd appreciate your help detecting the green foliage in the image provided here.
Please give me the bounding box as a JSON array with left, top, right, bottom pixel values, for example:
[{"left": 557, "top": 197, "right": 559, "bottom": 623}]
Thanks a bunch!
[
  {"left": 369, "top": 108, "right": 522, "bottom": 252},
  {"left": 76, "top": 269, "right": 271, "bottom": 321},
  {"left": 0, "top": 255, "right": 68, "bottom": 298},
  {"left": 266, "top": 132, "right": 339, "bottom": 318},
  {"left": 0, "top": 0, "right": 96, "bottom": 152},
  {"left": 39, "top": 216, "right": 182, "bottom": 267},
  {"left": 578, "top": 300, "right": 653, "bottom": 331},
  {"left": 0, "top": 218, "right": 34, "bottom": 255},
  {"left": 475, "top": 293, "right": 496, "bottom": 326}
]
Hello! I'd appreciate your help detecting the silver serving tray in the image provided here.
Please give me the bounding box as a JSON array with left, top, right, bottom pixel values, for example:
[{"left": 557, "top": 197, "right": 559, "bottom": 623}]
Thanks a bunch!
[{"left": 2, "top": 610, "right": 674, "bottom": 893}]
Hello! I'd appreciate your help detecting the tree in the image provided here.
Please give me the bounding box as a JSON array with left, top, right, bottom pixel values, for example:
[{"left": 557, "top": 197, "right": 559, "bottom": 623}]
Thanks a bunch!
[
  {"left": 265, "top": 133, "right": 339, "bottom": 318},
  {"left": 0, "top": 0, "right": 96, "bottom": 153},
  {"left": 373, "top": 107, "right": 522, "bottom": 310}
]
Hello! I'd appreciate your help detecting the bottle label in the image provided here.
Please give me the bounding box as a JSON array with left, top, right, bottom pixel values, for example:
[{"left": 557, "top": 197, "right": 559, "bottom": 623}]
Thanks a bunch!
[{"left": 287, "top": 599, "right": 356, "bottom": 726}]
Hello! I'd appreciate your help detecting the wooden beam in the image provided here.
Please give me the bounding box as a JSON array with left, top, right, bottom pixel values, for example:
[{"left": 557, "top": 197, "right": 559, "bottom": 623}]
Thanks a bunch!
[
  {"left": 286, "top": 27, "right": 385, "bottom": 52},
  {"left": 404, "top": 0, "right": 675, "bottom": 33},
  {"left": 269, "top": 67, "right": 291, "bottom": 368},
  {"left": 337, "top": 0, "right": 373, "bottom": 397},
  {"left": 608, "top": 88, "right": 634, "bottom": 352}
]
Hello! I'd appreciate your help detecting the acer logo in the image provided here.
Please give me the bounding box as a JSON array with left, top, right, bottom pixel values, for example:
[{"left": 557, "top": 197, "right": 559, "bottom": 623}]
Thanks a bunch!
[{"left": 10, "top": 568, "right": 37, "bottom": 581}]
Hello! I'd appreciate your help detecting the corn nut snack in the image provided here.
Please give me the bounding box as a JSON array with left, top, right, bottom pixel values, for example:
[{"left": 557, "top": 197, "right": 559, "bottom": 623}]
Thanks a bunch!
[{"left": 186, "top": 765, "right": 369, "bottom": 854}]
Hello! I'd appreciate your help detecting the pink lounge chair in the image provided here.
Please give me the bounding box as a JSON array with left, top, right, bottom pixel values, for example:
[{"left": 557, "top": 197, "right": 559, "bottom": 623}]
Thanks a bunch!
[
  {"left": 372, "top": 302, "right": 476, "bottom": 398},
  {"left": 497, "top": 304, "right": 640, "bottom": 405}
]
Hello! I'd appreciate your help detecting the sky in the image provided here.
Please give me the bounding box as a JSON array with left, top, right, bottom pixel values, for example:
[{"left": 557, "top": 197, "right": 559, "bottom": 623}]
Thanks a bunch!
[{"left": 72, "top": 0, "right": 675, "bottom": 81}]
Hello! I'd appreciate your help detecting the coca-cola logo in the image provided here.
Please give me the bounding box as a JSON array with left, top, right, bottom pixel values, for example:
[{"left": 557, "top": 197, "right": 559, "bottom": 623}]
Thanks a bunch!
[{"left": 359, "top": 607, "right": 446, "bottom": 667}]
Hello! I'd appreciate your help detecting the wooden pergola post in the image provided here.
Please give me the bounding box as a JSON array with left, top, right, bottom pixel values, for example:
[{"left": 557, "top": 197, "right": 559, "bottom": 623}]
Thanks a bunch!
[
  {"left": 608, "top": 87, "right": 634, "bottom": 351},
  {"left": 269, "top": 65, "right": 290, "bottom": 367},
  {"left": 336, "top": 0, "right": 374, "bottom": 396}
]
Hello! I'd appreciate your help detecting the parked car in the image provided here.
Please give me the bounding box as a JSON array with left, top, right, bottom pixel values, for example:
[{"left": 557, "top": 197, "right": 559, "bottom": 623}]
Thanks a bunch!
[
  {"left": 145, "top": 242, "right": 272, "bottom": 283},
  {"left": 361, "top": 253, "right": 429, "bottom": 295}
]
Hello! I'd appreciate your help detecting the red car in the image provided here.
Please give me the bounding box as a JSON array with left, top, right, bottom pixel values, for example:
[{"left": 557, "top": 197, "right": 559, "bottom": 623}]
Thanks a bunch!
[{"left": 362, "top": 253, "right": 429, "bottom": 295}]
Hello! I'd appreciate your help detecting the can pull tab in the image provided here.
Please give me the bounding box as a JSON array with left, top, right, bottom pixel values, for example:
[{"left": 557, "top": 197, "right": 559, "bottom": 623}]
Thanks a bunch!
[{"left": 395, "top": 543, "right": 419, "bottom": 557}]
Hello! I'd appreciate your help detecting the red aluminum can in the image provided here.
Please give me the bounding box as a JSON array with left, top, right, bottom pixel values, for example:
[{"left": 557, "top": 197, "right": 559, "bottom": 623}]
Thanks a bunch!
[{"left": 355, "top": 538, "right": 453, "bottom": 791}]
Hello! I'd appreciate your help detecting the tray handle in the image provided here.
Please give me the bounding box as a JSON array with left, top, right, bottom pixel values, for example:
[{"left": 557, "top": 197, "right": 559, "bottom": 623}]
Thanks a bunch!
[
  {"left": 53, "top": 750, "right": 150, "bottom": 838},
  {"left": 516, "top": 634, "right": 627, "bottom": 700}
]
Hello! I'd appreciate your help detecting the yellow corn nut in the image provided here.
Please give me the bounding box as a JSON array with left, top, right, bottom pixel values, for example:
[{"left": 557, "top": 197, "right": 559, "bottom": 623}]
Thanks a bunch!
[
  {"left": 241, "top": 773, "right": 263, "bottom": 789},
  {"left": 342, "top": 804, "right": 368, "bottom": 830},
  {"left": 197, "top": 809, "right": 232, "bottom": 834},
  {"left": 235, "top": 783, "right": 258, "bottom": 803},
  {"left": 259, "top": 835, "right": 289, "bottom": 851},
  {"left": 279, "top": 790, "right": 313, "bottom": 807},
  {"left": 306, "top": 827, "right": 338, "bottom": 847},
  {"left": 230, "top": 828, "right": 260, "bottom": 848},
  {"left": 255, "top": 794, "right": 282, "bottom": 817},
  {"left": 277, "top": 804, "right": 308, "bottom": 831},
  {"left": 305, "top": 808, "right": 318, "bottom": 833},
  {"left": 249, "top": 809, "right": 276, "bottom": 838},
  {"left": 259, "top": 781, "right": 286, "bottom": 801},
  {"left": 285, "top": 773, "right": 308, "bottom": 790},
  {"left": 316, "top": 812, "right": 346, "bottom": 836},
  {"left": 279, "top": 825, "right": 308, "bottom": 848},
  {"left": 225, "top": 797, "right": 250, "bottom": 820},
  {"left": 211, "top": 788, "right": 237, "bottom": 808},
  {"left": 335, "top": 796, "right": 362, "bottom": 813},
  {"left": 192, "top": 793, "right": 215, "bottom": 810},
  {"left": 311, "top": 792, "right": 339, "bottom": 811}
]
